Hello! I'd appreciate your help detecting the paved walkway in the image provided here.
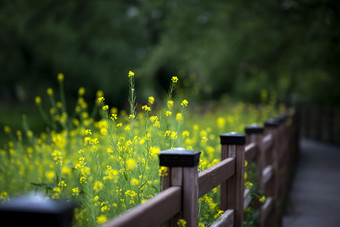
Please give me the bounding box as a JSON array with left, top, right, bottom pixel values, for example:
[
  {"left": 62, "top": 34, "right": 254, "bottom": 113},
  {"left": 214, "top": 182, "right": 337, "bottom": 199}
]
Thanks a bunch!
[{"left": 283, "top": 138, "right": 340, "bottom": 227}]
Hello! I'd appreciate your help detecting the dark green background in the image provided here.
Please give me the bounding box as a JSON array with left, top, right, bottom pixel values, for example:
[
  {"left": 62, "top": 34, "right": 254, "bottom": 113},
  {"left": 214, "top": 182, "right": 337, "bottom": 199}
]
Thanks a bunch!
[{"left": 1, "top": 0, "right": 339, "bottom": 108}]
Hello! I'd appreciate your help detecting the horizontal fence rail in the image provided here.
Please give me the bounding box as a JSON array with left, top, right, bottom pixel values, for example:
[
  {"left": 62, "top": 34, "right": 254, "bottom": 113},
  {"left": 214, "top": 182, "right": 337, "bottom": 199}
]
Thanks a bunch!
[
  {"left": 103, "top": 187, "right": 182, "bottom": 227},
  {"left": 198, "top": 157, "right": 235, "bottom": 198}
]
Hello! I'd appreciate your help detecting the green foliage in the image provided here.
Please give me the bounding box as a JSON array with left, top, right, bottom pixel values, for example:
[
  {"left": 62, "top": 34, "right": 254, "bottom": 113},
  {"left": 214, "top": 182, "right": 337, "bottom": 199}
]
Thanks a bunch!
[
  {"left": 1, "top": 74, "right": 282, "bottom": 226},
  {"left": 1, "top": 0, "right": 338, "bottom": 107}
]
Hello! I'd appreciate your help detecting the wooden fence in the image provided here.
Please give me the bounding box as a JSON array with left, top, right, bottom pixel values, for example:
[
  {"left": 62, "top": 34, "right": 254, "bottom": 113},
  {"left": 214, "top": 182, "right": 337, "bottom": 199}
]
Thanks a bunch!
[
  {"left": 300, "top": 106, "right": 340, "bottom": 145},
  {"left": 103, "top": 113, "right": 299, "bottom": 227}
]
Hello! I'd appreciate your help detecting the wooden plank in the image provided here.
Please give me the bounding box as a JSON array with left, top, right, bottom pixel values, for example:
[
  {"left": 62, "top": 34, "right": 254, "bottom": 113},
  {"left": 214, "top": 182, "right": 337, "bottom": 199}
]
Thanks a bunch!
[
  {"left": 245, "top": 142, "right": 257, "bottom": 161},
  {"left": 227, "top": 145, "right": 245, "bottom": 227},
  {"left": 243, "top": 188, "right": 252, "bottom": 210},
  {"left": 198, "top": 158, "right": 235, "bottom": 197},
  {"left": 210, "top": 210, "right": 234, "bottom": 227},
  {"left": 260, "top": 197, "right": 274, "bottom": 224},
  {"left": 262, "top": 134, "right": 273, "bottom": 153},
  {"left": 183, "top": 166, "right": 199, "bottom": 227},
  {"left": 262, "top": 165, "right": 273, "bottom": 186},
  {"left": 103, "top": 187, "right": 181, "bottom": 227},
  {"left": 220, "top": 144, "right": 229, "bottom": 210},
  {"left": 171, "top": 167, "right": 183, "bottom": 186},
  {"left": 169, "top": 167, "right": 183, "bottom": 227}
]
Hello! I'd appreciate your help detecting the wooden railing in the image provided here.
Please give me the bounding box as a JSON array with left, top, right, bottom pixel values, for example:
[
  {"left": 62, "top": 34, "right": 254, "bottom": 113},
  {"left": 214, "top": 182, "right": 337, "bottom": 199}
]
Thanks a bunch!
[
  {"left": 103, "top": 113, "right": 299, "bottom": 227},
  {"left": 300, "top": 106, "right": 340, "bottom": 145}
]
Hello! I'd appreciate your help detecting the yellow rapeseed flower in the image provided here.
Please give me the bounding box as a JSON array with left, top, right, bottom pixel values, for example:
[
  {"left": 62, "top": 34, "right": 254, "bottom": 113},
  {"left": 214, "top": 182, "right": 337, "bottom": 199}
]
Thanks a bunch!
[
  {"left": 4, "top": 126, "right": 11, "bottom": 134},
  {"left": 201, "top": 136, "right": 208, "bottom": 143},
  {"left": 142, "top": 105, "right": 151, "bottom": 112},
  {"left": 149, "top": 115, "right": 158, "bottom": 122},
  {"left": 177, "top": 219, "right": 186, "bottom": 227},
  {"left": 176, "top": 113, "right": 182, "bottom": 120},
  {"left": 165, "top": 111, "right": 172, "bottom": 117},
  {"left": 245, "top": 181, "right": 253, "bottom": 189},
  {"left": 96, "top": 215, "right": 107, "bottom": 224},
  {"left": 126, "top": 158, "right": 136, "bottom": 170},
  {"left": 57, "top": 73, "right": 64, "bottom": 82},
  {"left": 93, "top": 181, "right": 104, "bottom": 192},
  {"left": 100, "top": 128, "right": 108, "bottom": 135},
  {"left": 78, "top": 87, "right": 85, "bottom": 96},
  {"left": 111, "top": 114, "right": 118, "bottom": 120},
  {"left": 164, "top": 130, "right": 171, "bottom": 137},
  {"left": 80, "top": 176, "right": 87, "bottom": 184},
  {"left": 259, "top": 195, "right": 266, "bottom": 203},
  {"left": 150, "top": 146, "right": 160, "bottom": 157},
  {"left": 167, "top": 100, "right": 174, "bottom": 108},
  {"left": 72, "top": 187, "right": 79, "bottom": 196},
  {"left": 130, "top": 178, "right": 140, "bottom": 186},
  {"left": 56, "top": 101, "right": 62, "bottom": 109},
  {"left": 35, "top": 96, "right": 41, "bottom": 105},
  {"left": 214, "top": 210, "right": 224, "bottom": 219},
  {"left": 181, "top": 99, "right": 188, "bottom": 106},
  {"left": 159, "top": 166, "right": 168, "bottom": 176},
  {"left": 16, "top": 130, "right": 22, "bottom": 140},
  {"left": 128, "top": 71, "right": 135, "bottom": 77},
  {"left": 47, "top": 88, "right": 54, "bottom": 96},
  {"left": 46, "top": 171, "right": 55, "bottom": 182},
  {"left": 170, "top": 131, "right": 177, "bottom": 140},
  {"left": 171, "top": 76, "right": 178, "bottom": 83},
  {"left": 0, "top": 192, "right": 9, "bottom": 202},
  {"left": 62, "top": 166, "right": 72, "bottom": 176},
  {"left": 182, "top": 130, "right": 190, "bottom": 138},
  {"left": 217, "top": 117, "right": 225, "bottom": 128},
  {"left": 97, "top": 97, "right": 105, "bottom": 103},
  {"left": 85, "top": 129, "right": 92, "bottom": 135},
  {"left": 102, "top": 105, "right": 109, "bottom": 110},
  {"left": 110, "top": 107, "right": 118, "bottom": 114},
  {"left": 96, "top": 90, "right": 104, "bottom": 98},
  {"left": 148, "top": 96, "right": 154, "bottom": 105}
]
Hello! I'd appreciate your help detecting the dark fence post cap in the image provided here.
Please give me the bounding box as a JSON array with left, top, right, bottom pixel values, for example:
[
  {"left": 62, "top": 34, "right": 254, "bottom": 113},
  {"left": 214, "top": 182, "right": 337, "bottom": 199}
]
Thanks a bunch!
[
  {"left": 245, "top": 124, "right": 264, "bottom": 134},
  {"left": 159, "top": 147, "right": 201, "bottom": 167},
  {"left": 264, "top": 118, "right": 279, "bottom": 128},
  {"left": 275, "top": 114, "right": 289, "bottom": 123},
  {"left": 0, "top": 192, "right": 76, "bottom": 227},
  {"left": 220, "top": 132, "right": 246, "bottom": 145}
]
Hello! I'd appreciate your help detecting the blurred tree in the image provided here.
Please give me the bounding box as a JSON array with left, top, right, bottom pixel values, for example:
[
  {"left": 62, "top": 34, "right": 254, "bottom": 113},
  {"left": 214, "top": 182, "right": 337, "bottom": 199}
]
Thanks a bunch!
[
  {"left": 0, "top": 0, "right": 148, "bottom": 107},
  {"left": 1, "top": 0, "right": 339, "bottom": 107}
]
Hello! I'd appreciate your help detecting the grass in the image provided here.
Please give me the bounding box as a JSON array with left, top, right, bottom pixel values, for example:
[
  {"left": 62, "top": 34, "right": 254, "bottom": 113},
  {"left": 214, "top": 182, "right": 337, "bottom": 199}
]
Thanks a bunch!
[{"left": 0, "top": 72, "right": 286, "bottom": 226}]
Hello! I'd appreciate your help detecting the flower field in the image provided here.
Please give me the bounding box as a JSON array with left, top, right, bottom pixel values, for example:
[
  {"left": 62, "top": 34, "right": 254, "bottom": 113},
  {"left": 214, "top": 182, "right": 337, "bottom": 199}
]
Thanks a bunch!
[{"left": 0, "top": 72, "right": 286, "bottom": 226}]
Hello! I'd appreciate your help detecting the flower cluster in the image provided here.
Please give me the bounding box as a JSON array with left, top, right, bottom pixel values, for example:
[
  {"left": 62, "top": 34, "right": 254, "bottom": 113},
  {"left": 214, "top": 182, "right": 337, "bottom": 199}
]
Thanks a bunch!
[{"left": 0, "top": 72, "right": 281, "bottom": 226}]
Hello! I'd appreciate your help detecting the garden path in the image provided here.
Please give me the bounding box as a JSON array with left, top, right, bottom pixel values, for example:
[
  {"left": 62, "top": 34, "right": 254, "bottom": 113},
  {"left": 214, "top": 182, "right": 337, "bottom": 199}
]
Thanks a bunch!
[{"left": 282, "top": 138, "right": 340, "bottom": 227}]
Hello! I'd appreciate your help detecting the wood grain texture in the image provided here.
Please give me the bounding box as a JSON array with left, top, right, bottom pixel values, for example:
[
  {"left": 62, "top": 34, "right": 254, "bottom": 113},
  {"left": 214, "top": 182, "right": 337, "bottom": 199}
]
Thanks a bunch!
[
  {"left": 210, "top": 210, "right": 234, "bottom": 227},
  {"left": 262, "top": 134, "right": 273, "bottom": 154},
  {"left": 260, "top": 197, "right": 274, "bottom": 224},
  {"left": 245, "top": 142, "right": 257, "bottom": 161},
  {"left": 262, "top": 165, "right": 273, "bottom": 186},
  {"left": 243, "top": 189, "right": 252, "bottom": 210},
  {"left": 198, "top": 157, "right": 235, "bottom": 198},
  {"left": 182, "top": 166, "right": 199, "bottom": 227},
  {"left": 103, "top": 187, "right": 181, "bottom": 227}
]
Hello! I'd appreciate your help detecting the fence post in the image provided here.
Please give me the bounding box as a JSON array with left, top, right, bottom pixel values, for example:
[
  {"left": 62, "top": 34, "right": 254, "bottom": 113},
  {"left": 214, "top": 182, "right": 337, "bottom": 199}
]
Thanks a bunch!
[
  {"left": 245, "top": 124, "right": 264, "bottom": 188},
  {"left": 0, "top": 192, "right": 75, "bottom": 227},
  {"left": 159, "top": 147, "right": 201, "bottom": 227},
  {"left": 220, "top": 132, "right": 245, "bottom": 227},
  {"left": 264, "top": 118, "right": 280, "bottom": 226},
  {"left": 276, "top": 114, "right": 290, "bottom": 200}
]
